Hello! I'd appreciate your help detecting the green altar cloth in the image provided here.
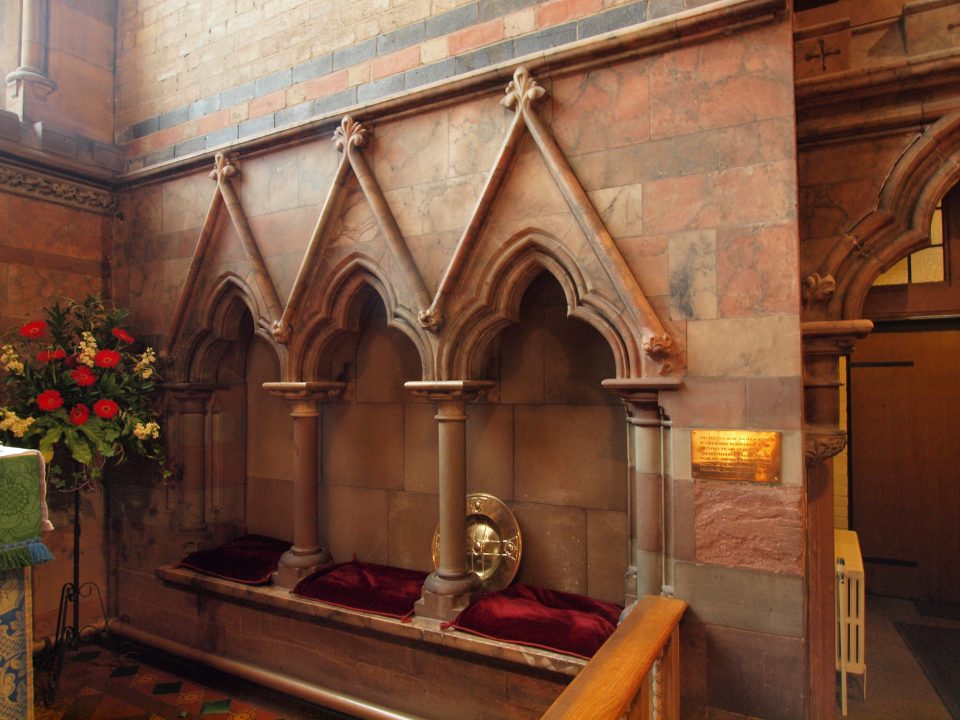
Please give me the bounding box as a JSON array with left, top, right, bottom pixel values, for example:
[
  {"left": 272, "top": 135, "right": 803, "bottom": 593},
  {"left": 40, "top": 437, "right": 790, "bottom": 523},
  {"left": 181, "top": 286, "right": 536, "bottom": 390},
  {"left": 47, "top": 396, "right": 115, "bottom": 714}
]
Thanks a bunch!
[
  {"left": 0, "top": 446, "right": 54, "bottom": 720},
  {"left": 0, "top": 447, "right": 54, "bottom": 570}
]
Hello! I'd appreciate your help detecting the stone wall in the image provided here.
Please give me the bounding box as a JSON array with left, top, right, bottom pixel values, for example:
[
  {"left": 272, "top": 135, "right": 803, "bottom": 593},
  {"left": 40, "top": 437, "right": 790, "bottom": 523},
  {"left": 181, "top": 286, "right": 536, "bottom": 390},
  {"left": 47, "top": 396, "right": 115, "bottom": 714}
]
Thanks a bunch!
[
  {"left": 0, "top": 187, "right": 111, "bottom": 640},
  {"left": 110, "top": 3, "right": 807, "bottom": 717},
  {"left": 115, "top": 0, "right": 725, "bottom": 171}
]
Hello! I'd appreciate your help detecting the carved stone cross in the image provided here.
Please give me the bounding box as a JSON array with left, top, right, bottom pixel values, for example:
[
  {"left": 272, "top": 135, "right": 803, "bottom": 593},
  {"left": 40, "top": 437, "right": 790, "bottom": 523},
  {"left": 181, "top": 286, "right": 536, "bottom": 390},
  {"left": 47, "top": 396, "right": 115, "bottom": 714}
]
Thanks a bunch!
[{"left": 804, "top": 38, "right": 841, "bottom": 71}]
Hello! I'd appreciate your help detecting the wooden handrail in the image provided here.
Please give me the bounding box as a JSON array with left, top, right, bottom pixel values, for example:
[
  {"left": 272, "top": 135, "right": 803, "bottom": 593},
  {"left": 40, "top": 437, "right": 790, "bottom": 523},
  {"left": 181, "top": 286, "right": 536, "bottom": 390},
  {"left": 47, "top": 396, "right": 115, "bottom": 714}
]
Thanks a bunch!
[{"left": 542, "top": 595, "right": 687, "bottom": 720}]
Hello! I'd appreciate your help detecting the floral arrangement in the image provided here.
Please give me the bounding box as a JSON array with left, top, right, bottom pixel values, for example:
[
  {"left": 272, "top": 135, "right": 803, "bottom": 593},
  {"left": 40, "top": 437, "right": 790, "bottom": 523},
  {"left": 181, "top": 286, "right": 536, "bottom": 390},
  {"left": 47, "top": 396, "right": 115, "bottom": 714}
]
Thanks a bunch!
[{"left": 0, "top": 296, "right": 164, "bottom": 489}]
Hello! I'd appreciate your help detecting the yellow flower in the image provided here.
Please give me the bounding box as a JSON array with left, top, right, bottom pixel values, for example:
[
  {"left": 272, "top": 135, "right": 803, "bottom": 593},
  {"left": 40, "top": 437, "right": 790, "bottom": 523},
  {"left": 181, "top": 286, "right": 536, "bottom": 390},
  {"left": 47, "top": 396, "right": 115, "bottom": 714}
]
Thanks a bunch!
[
  {"left": 0, "top": 410, "right": 34, "bottom": 437},
  {"left": 76, "top": 331, "right": 98, "bottom": 367},
  {"left": 133, "top": 421, "right": 160, "bottom": 440},
  {"left": 0, "top": 345, "right": 23, "bottom": 374}
]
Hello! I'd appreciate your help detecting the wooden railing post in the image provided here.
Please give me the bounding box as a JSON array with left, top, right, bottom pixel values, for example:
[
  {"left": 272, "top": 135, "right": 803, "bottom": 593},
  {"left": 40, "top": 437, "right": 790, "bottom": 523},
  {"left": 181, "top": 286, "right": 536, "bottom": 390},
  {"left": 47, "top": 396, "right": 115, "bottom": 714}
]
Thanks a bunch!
[{"left": 542, "top": 595, "right": 686, "bottom": 720}]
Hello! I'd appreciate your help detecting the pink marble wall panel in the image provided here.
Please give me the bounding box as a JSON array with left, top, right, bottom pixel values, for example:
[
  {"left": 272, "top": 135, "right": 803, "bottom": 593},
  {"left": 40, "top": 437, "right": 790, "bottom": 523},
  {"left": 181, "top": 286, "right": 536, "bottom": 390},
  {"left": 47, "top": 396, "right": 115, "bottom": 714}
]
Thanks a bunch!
[{"left": 695, "top": 481, "right": 804, "bottom": 575}]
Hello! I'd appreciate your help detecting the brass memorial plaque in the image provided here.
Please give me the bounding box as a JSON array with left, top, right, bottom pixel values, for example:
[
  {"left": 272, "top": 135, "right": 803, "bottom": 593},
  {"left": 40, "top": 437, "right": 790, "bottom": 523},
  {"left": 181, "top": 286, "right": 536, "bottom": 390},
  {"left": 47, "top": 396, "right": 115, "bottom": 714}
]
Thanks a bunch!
[{"left": 691, "top": 430, "right": 782, "bottom": 483}]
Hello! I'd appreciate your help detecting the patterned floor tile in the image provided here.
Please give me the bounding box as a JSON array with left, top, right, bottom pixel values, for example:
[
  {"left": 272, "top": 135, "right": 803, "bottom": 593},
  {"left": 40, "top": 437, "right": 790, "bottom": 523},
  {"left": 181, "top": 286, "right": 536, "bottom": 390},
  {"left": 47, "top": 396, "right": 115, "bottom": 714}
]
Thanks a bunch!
[
  {"left": 150, "top": 681, "right": 182, "bottom": 696},
  {"left": 109, "top": 665, "right": 140, "bottom": 679},
  {"left": 200, "top": 698, "right": 232, "bottom": 715}
]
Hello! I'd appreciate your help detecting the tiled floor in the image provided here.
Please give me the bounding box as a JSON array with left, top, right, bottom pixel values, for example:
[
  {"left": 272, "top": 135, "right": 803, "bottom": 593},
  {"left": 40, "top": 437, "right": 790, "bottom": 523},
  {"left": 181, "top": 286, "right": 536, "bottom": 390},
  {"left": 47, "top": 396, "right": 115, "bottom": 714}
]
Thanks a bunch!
[
  {"left": 35, "top": 639, "right": 356, "bottom": 720},
  {"left": 840, "top": 594, "right": 960, "bottom": 720}
]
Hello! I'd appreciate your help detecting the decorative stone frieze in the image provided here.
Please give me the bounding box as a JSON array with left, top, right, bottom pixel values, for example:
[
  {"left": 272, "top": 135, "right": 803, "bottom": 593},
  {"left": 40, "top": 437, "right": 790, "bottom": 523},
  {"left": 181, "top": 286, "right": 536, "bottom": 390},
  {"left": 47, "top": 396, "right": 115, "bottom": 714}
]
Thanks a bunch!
[{"left": 0, "top": 162, "right": 117, "bottom": 215}]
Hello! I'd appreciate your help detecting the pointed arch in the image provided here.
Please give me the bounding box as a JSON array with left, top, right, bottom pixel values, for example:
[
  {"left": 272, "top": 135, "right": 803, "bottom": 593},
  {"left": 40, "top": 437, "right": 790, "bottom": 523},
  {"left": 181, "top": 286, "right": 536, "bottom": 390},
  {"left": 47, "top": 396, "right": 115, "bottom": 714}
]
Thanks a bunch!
[
  {"left": 174, "top": 272, "right": 285, "bottom": 383},
  {"left": 441, "top": 229, "right": 637, "bottom": 380},
  {"left": 290, "top": 253, "right": 434, "bottom": 381},
  {"left": 817, "top": 112, "right": 960, "bottom": 320}
]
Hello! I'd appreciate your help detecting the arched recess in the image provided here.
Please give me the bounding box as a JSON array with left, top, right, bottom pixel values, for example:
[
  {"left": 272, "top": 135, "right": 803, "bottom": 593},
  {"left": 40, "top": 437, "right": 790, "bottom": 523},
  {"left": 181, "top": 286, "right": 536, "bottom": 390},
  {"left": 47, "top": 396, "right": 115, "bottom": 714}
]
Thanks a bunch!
[
  {"left": 813, "top": 112, "right": 960, "bottom": 321},
  {"left": 290, "top": 254, "right": 434, "bottom": 382},
  {"left": 172, "top": 272, "right": 285, "bottom": 384},
  {"left": 442, "top": 230, "right": 637, "bottom": 381}
]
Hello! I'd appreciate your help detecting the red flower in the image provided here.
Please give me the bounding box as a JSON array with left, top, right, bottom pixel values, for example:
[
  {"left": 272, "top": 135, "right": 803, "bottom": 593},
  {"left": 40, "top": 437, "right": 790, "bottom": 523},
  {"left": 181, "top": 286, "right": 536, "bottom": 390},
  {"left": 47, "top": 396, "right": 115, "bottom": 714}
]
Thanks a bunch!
[
  {"left": 93, "top": 349, "right": 121, "bottom": 368},
  {"left": 65, "top": 355, "right": 77, "bottom": 368},
  {"left": 69, "top": 404, "right": 90, "bottom": 426},
  {"left": 35, "top": 349, "right": 64, "bottom": 363},
  {"left": 36, "top": 389, "right": 64, "bottom": 411},
  {"left": 93, "top": 399, "right": 119, "bottom": 419},
  {"left": 111, "top": 327, "right": 135, "bottom": 344},
  {"left": 70, "top": 367, "right": 96, "bottom": 387},
  {"left": 19, "top": 320, "right": 47, "bottom": 338}
]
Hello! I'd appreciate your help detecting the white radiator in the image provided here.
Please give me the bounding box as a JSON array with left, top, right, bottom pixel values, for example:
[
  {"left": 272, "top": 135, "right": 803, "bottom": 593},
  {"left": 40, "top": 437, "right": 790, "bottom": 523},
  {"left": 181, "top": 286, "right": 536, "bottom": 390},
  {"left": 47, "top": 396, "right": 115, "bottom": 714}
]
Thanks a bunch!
[{"left": 835, "top": 529, "right": 865, "bottom": 716}]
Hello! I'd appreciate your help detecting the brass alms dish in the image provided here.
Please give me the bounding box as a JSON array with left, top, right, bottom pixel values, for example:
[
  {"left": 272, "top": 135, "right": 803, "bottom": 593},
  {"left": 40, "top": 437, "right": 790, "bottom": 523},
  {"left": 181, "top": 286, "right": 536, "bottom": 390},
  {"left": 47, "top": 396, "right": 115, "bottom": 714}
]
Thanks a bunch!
[{"left": 431, "top": 493, "right": 522, "bottom": 593}]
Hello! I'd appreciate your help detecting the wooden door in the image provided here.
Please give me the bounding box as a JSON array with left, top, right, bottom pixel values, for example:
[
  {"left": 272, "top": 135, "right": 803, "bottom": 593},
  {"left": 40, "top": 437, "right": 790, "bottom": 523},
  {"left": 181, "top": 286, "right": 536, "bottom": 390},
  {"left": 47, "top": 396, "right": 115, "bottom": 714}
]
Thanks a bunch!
[{"left": 849, "top": 326, "right": 960, "bottom": 603}]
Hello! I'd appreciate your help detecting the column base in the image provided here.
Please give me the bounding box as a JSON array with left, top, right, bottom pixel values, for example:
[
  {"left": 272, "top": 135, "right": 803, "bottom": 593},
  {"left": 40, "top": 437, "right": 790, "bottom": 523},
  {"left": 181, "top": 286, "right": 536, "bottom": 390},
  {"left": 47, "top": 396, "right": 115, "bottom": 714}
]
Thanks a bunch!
[
  {"left": 272, "top": 547, "right": 332, "bottom": 589},
  {"left": 414, "top": 571, "right": 481, "bottom": 621}
]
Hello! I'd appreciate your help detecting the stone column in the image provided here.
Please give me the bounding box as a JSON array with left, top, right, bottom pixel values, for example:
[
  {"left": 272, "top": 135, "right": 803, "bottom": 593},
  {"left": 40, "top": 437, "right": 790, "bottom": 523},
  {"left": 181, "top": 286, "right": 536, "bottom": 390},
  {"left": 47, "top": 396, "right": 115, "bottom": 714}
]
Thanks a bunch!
[
  {"left": 5, "top": 0, "right": 57, "bottom": 113},
  {"left": 405, "top": 380, "right": 494, "bottom": 620},
  {"left": 603, "top": 378, "right": 681, "bottom": 604},
  {"left": 802, "top": 319, "right": 872, "bottom": 720},
  {"left": 165, "top": 384, "right": 218, "bottom": 533},
  {"left": 264, "top": 381, "right": 344, "bottom": 588}
]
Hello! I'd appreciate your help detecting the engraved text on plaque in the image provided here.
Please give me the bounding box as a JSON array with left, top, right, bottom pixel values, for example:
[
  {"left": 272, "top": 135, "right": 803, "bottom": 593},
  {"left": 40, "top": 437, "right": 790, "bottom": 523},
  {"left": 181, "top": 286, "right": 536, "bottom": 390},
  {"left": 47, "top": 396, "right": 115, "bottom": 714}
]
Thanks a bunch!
[{"left": 691, "top": 430, "right": 782, "bottom": 483}]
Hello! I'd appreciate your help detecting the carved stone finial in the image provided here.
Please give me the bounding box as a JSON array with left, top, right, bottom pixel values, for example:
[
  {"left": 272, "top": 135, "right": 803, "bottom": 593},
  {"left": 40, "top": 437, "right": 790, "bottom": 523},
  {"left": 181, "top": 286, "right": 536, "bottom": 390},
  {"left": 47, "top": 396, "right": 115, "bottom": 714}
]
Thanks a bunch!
[
  {"left": 802, "top": 273, "right": 836, "bottom": 309},
  {"left": 501, "top": 66, "right": 547, "bottom": 111},
  {"left": 272, "top": 319, "right": 292, "bottom": 344},
  {"left": 417, "top": 307, "right": 443, "bottom": 333},
  {"left": 334, "top": 116, "right": 369, "bottom": 152},
  {"left": 209, "top": 152, "right": 239, "bottom": 181},
  {"left": 643, "top": 333, "right": 674, "bottom": 374}
]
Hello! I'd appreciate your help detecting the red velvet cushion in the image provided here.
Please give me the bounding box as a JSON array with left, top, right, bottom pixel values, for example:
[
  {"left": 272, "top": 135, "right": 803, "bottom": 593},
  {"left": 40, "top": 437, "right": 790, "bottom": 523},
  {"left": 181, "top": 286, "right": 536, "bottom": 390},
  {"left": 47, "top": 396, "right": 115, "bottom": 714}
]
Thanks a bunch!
[
  {"left": 293, "top": 561, "right": 428, "bottom": 619},
  {"left": 179, "top": 535, "right": 291, "bottom": 585},
  {"left": 448, "top": 584, "right": 623, "bottom": 659}
]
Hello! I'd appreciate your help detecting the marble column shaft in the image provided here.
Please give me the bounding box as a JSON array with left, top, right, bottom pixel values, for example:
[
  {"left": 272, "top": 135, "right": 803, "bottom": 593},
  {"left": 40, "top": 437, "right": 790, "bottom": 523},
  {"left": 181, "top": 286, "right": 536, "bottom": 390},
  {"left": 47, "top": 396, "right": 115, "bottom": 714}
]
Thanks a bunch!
[
  {"left": 405, "top": 380, "right": 494, "bottom": 621},
  {"left": 263, "top": 381, "right": 344, "bottom": 588}
]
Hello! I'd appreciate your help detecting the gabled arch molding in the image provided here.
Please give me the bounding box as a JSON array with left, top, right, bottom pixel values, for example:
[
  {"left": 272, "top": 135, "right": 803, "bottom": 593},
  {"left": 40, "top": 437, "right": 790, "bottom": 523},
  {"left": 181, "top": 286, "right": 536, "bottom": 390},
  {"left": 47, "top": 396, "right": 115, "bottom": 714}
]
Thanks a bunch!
[
  {"left": 162, "top": 152, "right": 284, "bottom": 361},
  {"left": 175, "top": 272, "right": 284, "bottom": 384},
  {"left": 423, "top": 66, "right": 672, "bottom": 377},
  {"left": 806, "top": 111, "right": 960, "bottom": 321},
  {"left": 290, "top": 254, "right": 434, "bottom": 382},
  {"left": 441, "top": 230, "right": 635, "bottom": 381},
  {"left": 273, "top": 117, "right": 433, "bottom": 346}
]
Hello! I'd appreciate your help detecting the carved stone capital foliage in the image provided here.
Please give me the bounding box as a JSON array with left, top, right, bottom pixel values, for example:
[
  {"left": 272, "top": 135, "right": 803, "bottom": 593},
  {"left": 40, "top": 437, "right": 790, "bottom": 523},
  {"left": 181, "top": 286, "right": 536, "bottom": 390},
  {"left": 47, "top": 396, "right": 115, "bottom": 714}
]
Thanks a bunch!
[
  {"left": 501, "top": 66, "right": 547, "bottom": 112},
  {"left": 804, "top": 424, "right": 848, "bottom": 466},
  {"left": 209, "top": 151, "right": 239, "bottom": 182},
  {"left": 802, "top": 273, "right": 836, "bottom": 312},
  {"left": 0, "top": 161, "right": 117, "bottom": 215},
  {"left": 417, "top": 307, "right": 443, "bottom": 333},
  {"left": 643, "top": 334, "right": 674, "bottom": 375},
  {"left": 334, "top": 115, "right": 369, "bottom": 153}
]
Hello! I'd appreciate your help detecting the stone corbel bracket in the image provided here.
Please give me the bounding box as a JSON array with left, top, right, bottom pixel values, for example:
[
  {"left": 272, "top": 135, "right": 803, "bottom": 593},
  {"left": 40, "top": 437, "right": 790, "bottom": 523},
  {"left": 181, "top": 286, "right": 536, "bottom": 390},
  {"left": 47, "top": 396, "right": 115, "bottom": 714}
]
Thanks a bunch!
[
  {"left": 421, "top": 66, "right": 673, "bottom": 376},
  {"left": 803, "top": 424, "right": 848, "bottom": 467},
  {"left": 163, "top": 152, "right": 284, "bottom": 359},
  {"left": 273, "top": 116, "right": 433, "bottom": 344}
]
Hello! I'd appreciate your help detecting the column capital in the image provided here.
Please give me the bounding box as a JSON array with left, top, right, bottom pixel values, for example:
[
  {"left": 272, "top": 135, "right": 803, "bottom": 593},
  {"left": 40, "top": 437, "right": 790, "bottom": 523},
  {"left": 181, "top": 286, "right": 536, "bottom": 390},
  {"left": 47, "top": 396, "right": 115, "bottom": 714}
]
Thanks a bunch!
[
  {"left": 802, "top": 320, "right": 873, "bottom": 357},
  {"left": 602, "top": 377, "right": 682, "bottom": 418},
  {"left": 804, "top": 423, "right": 848, "bottom": 467},
  {"left": 263, "top": 381, "right": 345, "bottom": 402},
  {"left": 163, "top": 383, "right": 221, "bottom": 411},
  {"left": 404, "top": 380, "right": 495, "bottom": 404}
]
